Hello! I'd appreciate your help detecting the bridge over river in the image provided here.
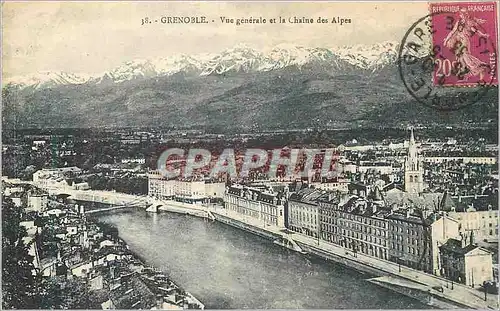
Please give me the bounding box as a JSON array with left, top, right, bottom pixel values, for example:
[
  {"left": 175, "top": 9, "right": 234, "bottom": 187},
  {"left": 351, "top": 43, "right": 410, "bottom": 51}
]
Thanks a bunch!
[{"left": 40, "top": 185, "right": 213, "bottom": 218}]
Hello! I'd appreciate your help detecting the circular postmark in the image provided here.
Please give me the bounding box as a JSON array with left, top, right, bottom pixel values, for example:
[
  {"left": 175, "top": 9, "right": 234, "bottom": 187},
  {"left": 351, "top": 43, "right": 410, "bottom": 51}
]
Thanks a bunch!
[{"left": 398, "top": 10, "right": 497, "bottom": 111}]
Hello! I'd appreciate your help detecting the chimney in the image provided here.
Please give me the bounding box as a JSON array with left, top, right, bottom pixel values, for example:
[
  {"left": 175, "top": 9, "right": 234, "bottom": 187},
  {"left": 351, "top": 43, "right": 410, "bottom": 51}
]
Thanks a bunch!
[
  {"left": 406, "top": 209, "right": 411, "bottom": 218},
  {"left": 458, "top": 196, "right": 462, "bottom": 203},
  {"left": 156, "top": 295, "right": 164, "bottom": 309},
  {"left": 461, "top": 232, "right": 467, "bottom": 248},
  {"left": 469, "top": 230, "right": 475, "bottom": 245},
  {"left": 431, "top": 212, "right": 437, "bottom": 223}
]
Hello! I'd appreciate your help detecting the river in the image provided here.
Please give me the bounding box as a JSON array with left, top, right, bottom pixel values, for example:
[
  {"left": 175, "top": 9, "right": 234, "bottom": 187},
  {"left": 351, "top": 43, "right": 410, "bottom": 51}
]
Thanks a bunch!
[{"left": 96, "top": 209, "right": 429, "bottom": 309}]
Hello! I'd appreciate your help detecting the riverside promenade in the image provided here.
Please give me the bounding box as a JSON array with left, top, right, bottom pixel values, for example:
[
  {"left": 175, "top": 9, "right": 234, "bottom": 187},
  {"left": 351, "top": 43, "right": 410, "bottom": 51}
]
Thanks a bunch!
[{"left": 208, "top": 206, "right": 499, "bottom": 310}]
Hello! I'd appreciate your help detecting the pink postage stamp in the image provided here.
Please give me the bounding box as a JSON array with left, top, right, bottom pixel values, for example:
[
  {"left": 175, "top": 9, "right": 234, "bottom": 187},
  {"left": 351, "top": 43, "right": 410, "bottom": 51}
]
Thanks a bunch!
[{"left": 430, "top": 1, "right": 498, "bottom": 87}]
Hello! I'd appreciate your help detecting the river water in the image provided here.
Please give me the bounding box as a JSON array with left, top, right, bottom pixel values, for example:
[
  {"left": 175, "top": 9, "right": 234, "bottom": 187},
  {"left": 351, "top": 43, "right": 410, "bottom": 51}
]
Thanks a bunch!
[{"left": 97, "top": 209, "right": 429, "bottom": 309}]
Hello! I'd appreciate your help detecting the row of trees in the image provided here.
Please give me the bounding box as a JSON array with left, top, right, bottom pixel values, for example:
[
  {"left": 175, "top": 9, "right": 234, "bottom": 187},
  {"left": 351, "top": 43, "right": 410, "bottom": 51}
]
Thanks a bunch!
[{"left": 86, "top": 175, "right": 148, "bottom": 195}]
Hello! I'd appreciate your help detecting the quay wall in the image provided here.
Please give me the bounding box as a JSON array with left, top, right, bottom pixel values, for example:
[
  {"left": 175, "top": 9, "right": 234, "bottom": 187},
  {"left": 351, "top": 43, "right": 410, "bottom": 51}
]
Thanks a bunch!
[
  {"left": 157, "top": 204, "right": 208, "bottom": 218},
  {"left": 369, "top": 278, "right": 468, "bottom": 309},
  {"left": 213, "top": 213, "right": 282, "bottom": 241},
  {"left": 297, "top": 242, "right": 388, "bottom": 277}
]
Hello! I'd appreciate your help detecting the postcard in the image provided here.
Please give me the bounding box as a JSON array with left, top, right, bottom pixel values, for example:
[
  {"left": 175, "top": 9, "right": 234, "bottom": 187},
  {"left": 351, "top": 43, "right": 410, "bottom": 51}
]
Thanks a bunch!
[{"left": 2, "top": 1, "right": 498, "bottom": 310}]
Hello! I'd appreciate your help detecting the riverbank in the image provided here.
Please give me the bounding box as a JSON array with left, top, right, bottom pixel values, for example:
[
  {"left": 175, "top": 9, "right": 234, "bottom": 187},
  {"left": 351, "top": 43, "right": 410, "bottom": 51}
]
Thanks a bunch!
[
  {"left": 206, "top": 207, "right": 498, "bottom": 310},
  {"left": 74, "top": 203, "right": 205, "bottom": 309},
  {"left": 94, "top": 224, "right": 206, "bottom": 310}
]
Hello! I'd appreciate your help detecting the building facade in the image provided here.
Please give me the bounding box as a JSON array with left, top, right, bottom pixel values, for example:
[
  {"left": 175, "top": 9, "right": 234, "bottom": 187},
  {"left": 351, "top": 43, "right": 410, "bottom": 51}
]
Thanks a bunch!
[
  {"left": 288, "top": 188, "right": 328, "bottom": 238},
  {"left": 386, "top": 210, "right": 460, "bottom": 275},
  {"left": 27, "top": 191, "right": 49, "bottom": 212},
  {"left": 319, "top": 196, "right": 390, "bottom": 260},
  {"left": 448, "top": 209, "right": 498, "bottom": 242},
  {"left": 33, "top": 167, "right": 82, "bottom": 190},
  {"left": 224, "top": 184, "right": 286, "bottom": 227},
  {"left": 447, "top": 195, "right": 499, "bottom": 243},
  {"left": 148, "top": 170, "right": 225, "bottom": 202},
  {"left": 424, "top": 157, "right": 497, "bottom": 165},
  {"left": 440, "top": 233, "right": 494, "bottom": 286}
]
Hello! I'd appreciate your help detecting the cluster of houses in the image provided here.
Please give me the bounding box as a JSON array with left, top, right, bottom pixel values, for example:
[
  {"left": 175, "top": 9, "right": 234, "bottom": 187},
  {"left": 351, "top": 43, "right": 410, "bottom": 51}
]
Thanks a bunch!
[{"left": 2, "top": 181, "right": 204, "bottom": 310}]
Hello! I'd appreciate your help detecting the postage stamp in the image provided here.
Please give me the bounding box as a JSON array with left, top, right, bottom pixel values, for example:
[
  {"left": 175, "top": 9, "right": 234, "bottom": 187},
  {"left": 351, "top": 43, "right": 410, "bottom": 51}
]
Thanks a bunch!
[
  {"left": 397, "top": 1, "right": 498, "bottom": 111},
  {"left": 430, "top": 2, "right": 498, "bottom": 87}
]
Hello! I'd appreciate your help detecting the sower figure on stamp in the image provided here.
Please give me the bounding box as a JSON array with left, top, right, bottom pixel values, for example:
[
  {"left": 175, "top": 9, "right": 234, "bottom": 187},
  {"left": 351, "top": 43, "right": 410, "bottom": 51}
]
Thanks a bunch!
[{"left": 443, "top": 8, "right": 490, "bottom": 82}]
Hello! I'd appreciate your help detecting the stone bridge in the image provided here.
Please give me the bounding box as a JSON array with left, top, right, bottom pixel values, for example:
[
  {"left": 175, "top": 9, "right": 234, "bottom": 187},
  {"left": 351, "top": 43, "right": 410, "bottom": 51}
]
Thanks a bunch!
[{"left": 42, "top": 185, "right": 213, "bottom": 218}]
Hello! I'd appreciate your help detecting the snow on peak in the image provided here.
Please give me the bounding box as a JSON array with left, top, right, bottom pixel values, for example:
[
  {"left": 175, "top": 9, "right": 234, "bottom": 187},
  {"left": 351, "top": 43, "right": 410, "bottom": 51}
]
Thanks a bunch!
[
  {"left": 4, "top": 41, "right": 401, "bottom": 89},
  {"left": 4, "top": 71, "right": 92, "bottom": 89},
  {"left": 334, "top": 40, "right": 399, "bottom": 70}
]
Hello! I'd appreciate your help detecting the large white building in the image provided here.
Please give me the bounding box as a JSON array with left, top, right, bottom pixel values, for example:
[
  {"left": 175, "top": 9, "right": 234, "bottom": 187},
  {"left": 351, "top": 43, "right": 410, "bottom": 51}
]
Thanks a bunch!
[
  {"left": 446, "top": 195, "right": 499, "bottom": 243},
  {"left": 148, "top": 171, "right": 225, "bottom": 202},
  {"left": 33, "top": 167, "right": 83, "bottom": 190},
  {"left": 224, "top": 184, "right": 286, "bottom": 227},
  {"left": 27, "top": 190, "right": 49, "bottom": 212},
  {"left": 440, "top": 232, "right": 494, "bottom": 286},
  {"left": 425, "top": 157, "right": 497, "bottom": 165}
]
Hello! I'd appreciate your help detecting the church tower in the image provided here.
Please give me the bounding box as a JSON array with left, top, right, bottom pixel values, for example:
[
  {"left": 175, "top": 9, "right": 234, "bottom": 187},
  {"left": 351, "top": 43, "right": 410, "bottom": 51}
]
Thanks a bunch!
[{"left": 404, "top": 127, "right": 424, "bottom": 193}]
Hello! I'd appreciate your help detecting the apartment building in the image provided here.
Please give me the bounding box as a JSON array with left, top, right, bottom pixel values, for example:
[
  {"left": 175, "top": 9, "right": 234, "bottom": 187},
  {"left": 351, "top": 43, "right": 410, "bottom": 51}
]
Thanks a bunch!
[
  {"left": 319, "top": 195, "right": 390, "bottom": 260},
  {"left": 148, "top": 170, "right": 225, "bottom": 202},
  {"left": 224, "top": 184, "right": 286, "bottom": 227}
]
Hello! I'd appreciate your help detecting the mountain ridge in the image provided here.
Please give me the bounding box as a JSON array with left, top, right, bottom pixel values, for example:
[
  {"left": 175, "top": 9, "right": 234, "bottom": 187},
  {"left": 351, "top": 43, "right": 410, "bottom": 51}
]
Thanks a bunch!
[
  {"left": 3, "top": 41, "right": 399, "bottom": 90},
  {"left": 2, "top": 41, "right": 497, "bottom": 131}
]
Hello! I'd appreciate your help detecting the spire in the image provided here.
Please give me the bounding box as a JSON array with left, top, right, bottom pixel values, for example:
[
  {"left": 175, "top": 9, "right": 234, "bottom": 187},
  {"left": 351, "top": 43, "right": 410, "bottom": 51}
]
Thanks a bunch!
[{"left": 407, "top": 126, "right": 418, "bottom": 168}]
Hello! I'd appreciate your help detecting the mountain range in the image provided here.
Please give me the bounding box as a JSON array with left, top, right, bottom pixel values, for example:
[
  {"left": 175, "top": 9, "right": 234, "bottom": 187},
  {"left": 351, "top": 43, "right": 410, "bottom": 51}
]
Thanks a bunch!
[
  {"left": 3, "top": 42, "right": 399, "bottom": 89},
  {"left": 2, "top": 41, "right": 497, "bottom": 130}
]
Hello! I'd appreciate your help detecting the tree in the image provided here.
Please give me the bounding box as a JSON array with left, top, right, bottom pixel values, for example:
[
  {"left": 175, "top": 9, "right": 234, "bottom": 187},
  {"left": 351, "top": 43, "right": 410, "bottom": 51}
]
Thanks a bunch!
[
  {"left": 96, "top": 221, "right": 119, "bottom": 238},
  {"left": 2, "top": 199, "right": 39, "bottom": 309},
  {"left": 39, "top": 277, "right": 91, "bottom": 309}
]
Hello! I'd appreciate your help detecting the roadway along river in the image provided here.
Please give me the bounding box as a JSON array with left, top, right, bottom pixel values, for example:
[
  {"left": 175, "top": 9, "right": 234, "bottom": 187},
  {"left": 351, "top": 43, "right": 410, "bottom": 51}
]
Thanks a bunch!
[{"left": 97, "top": 209, "right": 429, "bottom": 309}]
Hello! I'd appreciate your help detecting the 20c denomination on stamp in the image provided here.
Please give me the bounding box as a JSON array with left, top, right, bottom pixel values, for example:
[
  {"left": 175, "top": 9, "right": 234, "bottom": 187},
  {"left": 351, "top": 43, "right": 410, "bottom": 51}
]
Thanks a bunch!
[{"left": 398, "top": 1, "right": 498, "bottom": 111}]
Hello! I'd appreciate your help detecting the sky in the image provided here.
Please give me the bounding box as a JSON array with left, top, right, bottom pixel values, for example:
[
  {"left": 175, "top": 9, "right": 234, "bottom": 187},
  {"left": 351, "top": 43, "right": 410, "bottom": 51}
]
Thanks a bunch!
[{"left": 2, "top": 1, "right": 428, "bottom": 77}]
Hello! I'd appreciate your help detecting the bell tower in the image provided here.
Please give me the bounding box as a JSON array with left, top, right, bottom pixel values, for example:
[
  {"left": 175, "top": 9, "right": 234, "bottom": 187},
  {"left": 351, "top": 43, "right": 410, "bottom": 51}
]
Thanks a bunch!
[{"left": 404, "top": 127, "right": 424, "bottom": 193}]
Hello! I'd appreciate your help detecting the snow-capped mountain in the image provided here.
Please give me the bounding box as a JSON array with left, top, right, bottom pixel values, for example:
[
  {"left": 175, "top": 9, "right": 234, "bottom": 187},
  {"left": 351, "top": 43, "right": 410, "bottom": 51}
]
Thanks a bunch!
[
  {"left": 335, "top": 41, "right": 399, "bottom": 71},
  {"left": 3, "top": 41, "right": 400, "bottom": 90},
  {"left": 3, "top": 72, "right": 92, "bottom": 90}
]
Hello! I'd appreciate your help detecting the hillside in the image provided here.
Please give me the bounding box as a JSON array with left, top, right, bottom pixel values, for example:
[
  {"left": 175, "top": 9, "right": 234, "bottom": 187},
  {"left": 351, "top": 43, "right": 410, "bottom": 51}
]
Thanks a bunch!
[{"left": 2, "top": 43, "right": 498, "bottom": 131}]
